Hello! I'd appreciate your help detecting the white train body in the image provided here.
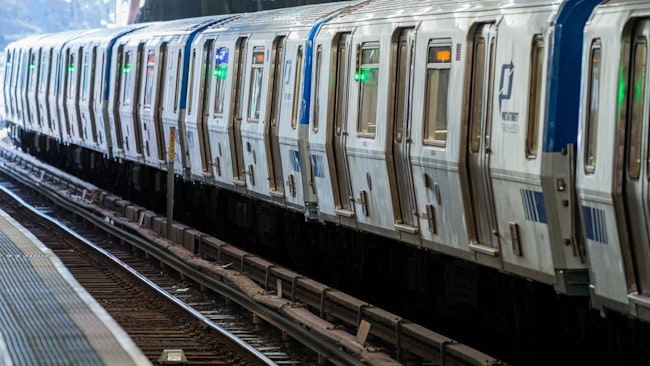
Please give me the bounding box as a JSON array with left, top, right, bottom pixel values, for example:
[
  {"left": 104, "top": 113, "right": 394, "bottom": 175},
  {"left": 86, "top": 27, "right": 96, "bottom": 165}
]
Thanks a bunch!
[{"left": 13, "top": 0, "right": 650, "bottom": 323}]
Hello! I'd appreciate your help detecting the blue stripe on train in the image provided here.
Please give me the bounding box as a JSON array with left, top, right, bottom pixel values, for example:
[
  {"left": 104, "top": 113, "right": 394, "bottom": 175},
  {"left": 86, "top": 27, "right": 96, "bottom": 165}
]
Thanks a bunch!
[
  {"left": 543, "top": 0, "right": 601, "bottom": 153},
  {"left": 581, "top": 205, "right": 608, "bottom": 244},
  {"left": 521, "top": 189, "right": 547, "bottom": 224}
]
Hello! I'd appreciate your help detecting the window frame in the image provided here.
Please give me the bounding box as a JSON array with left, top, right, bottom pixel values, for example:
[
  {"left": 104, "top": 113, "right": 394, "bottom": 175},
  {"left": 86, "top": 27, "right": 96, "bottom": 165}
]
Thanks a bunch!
[
  {"left": 247, "top": 47, "right": 265, "bottom": 122},
  {"left": 356, "top": 42, "right": 380, "bottom": 137},
  {"left": 423, "top": 39, "right": 452, "bottom": 146},
  {"left": 212, "top": 46, "right": 229, "bottom": 116},
  {"left": 525, "top": 35, "right": 544, "bottom": 159},
  {"left": 291, "top": 46, "right": 303, "bottom": 129},
  {"left": 584, "top": 40, "right": 602, "bottom": 174},
  {"left": 627, "top": 38, "right": 646, "bottom": 180},
  {"left": 143, "top": 49, "right": 156, "bottom": 109}
]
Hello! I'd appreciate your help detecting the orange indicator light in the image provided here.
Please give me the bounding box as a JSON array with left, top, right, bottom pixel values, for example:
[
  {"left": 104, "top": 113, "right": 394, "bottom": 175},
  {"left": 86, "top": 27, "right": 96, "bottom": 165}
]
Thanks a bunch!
[{"left": 436, "top": 50, "right": 451, "bottom": 62}]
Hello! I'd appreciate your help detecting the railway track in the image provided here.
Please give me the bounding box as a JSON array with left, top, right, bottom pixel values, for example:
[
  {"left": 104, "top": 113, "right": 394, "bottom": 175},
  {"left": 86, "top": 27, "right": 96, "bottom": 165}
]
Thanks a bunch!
[
  {"left": 0, "top": 144, "right": 506, "bottom": 366},
  {"left": 0, "top": 181, "right": 309, "bottom": 365}
]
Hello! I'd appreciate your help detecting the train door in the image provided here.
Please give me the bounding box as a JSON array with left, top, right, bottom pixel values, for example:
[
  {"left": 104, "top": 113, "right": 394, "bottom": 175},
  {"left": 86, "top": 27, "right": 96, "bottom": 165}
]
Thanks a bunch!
[
  {"left": 132, "top": 44, "right": 145, "bottom": 156},
  {"left": 267, "top": 36, "right": 286, "bottom": 196},
  {"left": 465, "top": 23, "right": 500, "bottom": 256},
  {"left": 197, "top": 40, "right": 214, "bottom": 174},
  {"left": 26, "top": 49, "right": 39, "bottom": 129},
  {"left": 47, "top": 48, "right": 61, "bottom": 138},
  {"left": 80, "top": 46, "right": 97, "bottom": 142},
  {"left": 389, "top": 28, "right": 418, "bottom": 232},
  {"left": 620, "top": 21, "right": 650, "bottom": 294},
  {"left": 154, "top": 43, "right": 168, "bottom": 162},
  {"left": 62, "top": 48, "right": 76, "bottom": 136},
  {"left": 93, "top": 48, "right": 106, "bottom": 147},
  {"left": 38, "top": 48, "right": 51, "bottom": 131},
  {"left": 328, "top": 33, "right": 354, "bottom": 216},
  {"left": 119, "top": 44, "right": 144, "bottom": 156},
  {"left": 113, "top": 45, "right": 125, "bottom": 152},
  {"left": 230, "top": 37, "right": 248, "bottom": 187},
  {"left": 2, "top": 49, "right": 11, "bottom": 118},
  {"left": 88, "top": 46, "right": 98, "bottom": 142}
]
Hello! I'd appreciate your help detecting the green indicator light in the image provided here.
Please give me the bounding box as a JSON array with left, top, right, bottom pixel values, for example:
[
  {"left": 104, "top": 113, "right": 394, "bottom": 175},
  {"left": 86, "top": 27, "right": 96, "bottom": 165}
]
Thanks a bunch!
[
  {"left": 67, "top": 65, "right": 75, "bottom": 72},
  {"left": 29, "top": 63, "right": 36, "bottom": 69},
  {"left": 636, "top": 77, "right": 644, "bottom": 101},
  {"left": 617, "top": 65, "right": 625, "bottom": 115},
  {"left": 123, "top": 65, "right": 132, "bottom": 74},
  {"left": 213, "top": 65, "right": 227, "bottom": 79},
  {"left": 354, "top": 67, "right": 377, "bottom": 83},
  {"left": 6, "top": 61, "right": 11, "bottom": 66}
]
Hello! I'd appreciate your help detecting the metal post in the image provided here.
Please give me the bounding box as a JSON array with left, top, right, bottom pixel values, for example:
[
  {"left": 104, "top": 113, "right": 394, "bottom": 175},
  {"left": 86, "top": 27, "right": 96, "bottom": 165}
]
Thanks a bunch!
[{"left": 166, "top": 127, "right": 175, "bottom": 239}]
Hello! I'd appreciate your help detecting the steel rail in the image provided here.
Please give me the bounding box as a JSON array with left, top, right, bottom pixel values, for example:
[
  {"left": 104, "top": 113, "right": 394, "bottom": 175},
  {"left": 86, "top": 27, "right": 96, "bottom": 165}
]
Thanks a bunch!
[
  {"left": 0, "top": 147, "right": 506, "bottom": 366},
  {"left": 0, "top": 176, "right": 278, "bottom": 366},
  {"left": 0, "top": 153, "right": 367, "bottom": 366}
]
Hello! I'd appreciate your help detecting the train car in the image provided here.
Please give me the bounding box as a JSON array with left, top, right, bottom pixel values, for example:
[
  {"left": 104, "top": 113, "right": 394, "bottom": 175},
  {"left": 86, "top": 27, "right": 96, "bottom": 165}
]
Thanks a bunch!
[
  {"left": 107, "top": 17, "right": 231, "bottom": 167},
  {"left": 3, "top": 39, "right": 21, "bottom": 124},
  {"left": 3, "top": 35, "right": 45, "bottom": 129},
  {"left": 24, "top": 30, "right": 97, "bottom": 141},
  {"left": 185, "top": 2, "right": 362, "bottom": 211},
  {"left": 60, "top": 26, "right": 147, "bottom": 154},
  {"left": 576, "top": 0, "right": 650, "bottom": 320},
  {"left": 28, "top": 32, "right": 79, "bottom": 137},
  {"left": 50, "top": 30, "right": 104, "bottom": 144},
  {"left": 309, "top": 0, "right": 599, "bottom": 292},
  {"left": 2, "top": 48, "right": 11, "bottom": 122},
  {"left": 17, "top": 0, "right": 650, "bottom": 328}
]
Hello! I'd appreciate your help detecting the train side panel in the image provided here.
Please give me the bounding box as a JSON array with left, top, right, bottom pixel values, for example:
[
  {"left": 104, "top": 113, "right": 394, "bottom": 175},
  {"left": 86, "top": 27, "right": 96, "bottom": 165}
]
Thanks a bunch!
[
  {"left": 35, "top": 45, "right": 53, "bottom": 136},
  {"left": 577, "top": 2, "right": 650, "bottom": 320},
  {"left": 278, "top": 34, "right": 310, "bottom": 211},
  {"left": 25, "top": 45, "right": 41, "bottom": 133},
  {"left": 200, "top": 33, "right": 238, "bottom": 189},
  {"left": 139, "top": 40, "right": 170, "bottom": 168},
  {"left": 409, "top": 17, "right": 473, "bottom": 260}
]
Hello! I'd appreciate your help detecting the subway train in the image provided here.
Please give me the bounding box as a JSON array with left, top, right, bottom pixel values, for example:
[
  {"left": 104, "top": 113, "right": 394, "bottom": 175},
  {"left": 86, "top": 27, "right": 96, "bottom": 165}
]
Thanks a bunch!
[{"left": 3, "top": 0, "right": 650, "bottom": 324}]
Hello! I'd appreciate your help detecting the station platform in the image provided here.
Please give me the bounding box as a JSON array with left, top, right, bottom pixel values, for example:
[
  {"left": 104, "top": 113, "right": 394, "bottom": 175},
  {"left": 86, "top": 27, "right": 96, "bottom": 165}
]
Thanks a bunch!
[{"left": 0, "top": 208, "right": 151, "bottom": 365}]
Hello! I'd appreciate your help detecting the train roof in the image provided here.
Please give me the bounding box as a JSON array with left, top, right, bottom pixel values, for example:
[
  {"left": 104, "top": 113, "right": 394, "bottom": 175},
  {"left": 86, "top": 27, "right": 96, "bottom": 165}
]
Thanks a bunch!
[
  {"left": 325, "top": 0, "right": 567, "bottom": 24},
  {"left": 63, "top": 24, "right": 148, "bottom": 45},
  {"left": 206, "top": 1, "right": 363, "bottom": 32},
  {"left": 5, "top": 34, "right": 50, "bottom": 50},
  {"left": 593, "top": 0, "right": 650, "bottom": 11},
  {"left": 120, "top": 15, "right": 233, "bottom": 39}
]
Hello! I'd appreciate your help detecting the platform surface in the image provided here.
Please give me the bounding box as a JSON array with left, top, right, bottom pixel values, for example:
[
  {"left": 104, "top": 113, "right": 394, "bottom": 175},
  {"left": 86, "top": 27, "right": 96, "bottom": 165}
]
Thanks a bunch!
[{"left": 0, "top": 208, "right": 151, "bottom": 365}]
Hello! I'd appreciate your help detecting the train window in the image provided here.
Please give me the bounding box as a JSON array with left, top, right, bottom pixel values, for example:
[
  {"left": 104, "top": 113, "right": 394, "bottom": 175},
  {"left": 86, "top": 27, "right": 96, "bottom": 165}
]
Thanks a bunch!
[
  {"left": 99, "top": 51, "right": 106, "bottom": 104},
  {"left": 67, "top": 51, "right": 77, "bottom": 100},
  {"left": 313, "top": 45, "right": 323, "bottom": 133},
  {"left": 213, "top": 47, "right": 229, "bottom": 115},
  {"left": 248, "top": 47, "right": 265, "bottom": 121},
  {"left": 39, "top": 50, "right": 48, "bottom": 93},
  {"left": 291, "top": 46, "right": 303, "bottom": 129},
  {"left": 122, "top": 50, "right": 133, "bottom": 106},
  {"left": 424, "top": 41, "right": 451, "bottom": 145},
  {"left": 270, "top": 37, "right": 285, "bottom": 126},
  {"left": 584, "top": 41, "right": 601, "bottom": 174},
  {"left": 3, "top": 52, "right": 10, "bottom": 86},
  {"left": 173, "top": 51, "right": 182, "bottom": 113},
  {"left": 50, "top": 52, "right": 58, "bottom": 101},
  {"left": 393, "top": 35, "right": 408, "bottom": 143},
  {"left": 28, "top": 51, "right": 37, "bottom": 92},
  {"left": 469, "top": 39, "right": 485, "bottom": 153},
  {"left": 526, "top": 36, "right": 544, "bottom": 159},
  {"left": 188, "top": 49, "right": 196, "bottom": 115},
  {"left": 28, "top": 51, "right": 37, "bottom": 91},
  {"left": 628, "top": 40, "right": 646, "bottom": 179},
  {"left": 81, "top": 50, "right": 90, "bottom": 101},
  {"left": 357, "top": 43, "right": 379, "bottom": 136},
  {"left": 143, "top": 50, "right": 155, "bottom": 109}
]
